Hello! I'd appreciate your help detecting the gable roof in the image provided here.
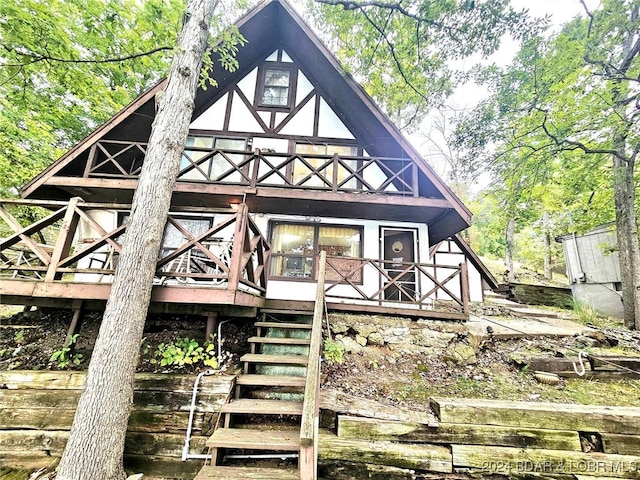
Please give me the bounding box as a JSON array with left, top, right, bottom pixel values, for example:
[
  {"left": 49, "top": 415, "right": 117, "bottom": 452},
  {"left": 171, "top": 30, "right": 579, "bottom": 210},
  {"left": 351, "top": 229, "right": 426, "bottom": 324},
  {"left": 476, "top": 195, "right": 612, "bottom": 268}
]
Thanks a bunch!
[{"left": 22, "top": 0, "right": 471, "bottom": 242}]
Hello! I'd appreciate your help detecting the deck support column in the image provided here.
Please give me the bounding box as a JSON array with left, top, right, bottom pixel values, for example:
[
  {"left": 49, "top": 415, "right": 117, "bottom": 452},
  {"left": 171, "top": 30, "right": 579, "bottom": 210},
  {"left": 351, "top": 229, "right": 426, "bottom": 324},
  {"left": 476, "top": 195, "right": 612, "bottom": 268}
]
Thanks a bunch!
[
  {"left": 65, "top": 301, "right": 84, "bottom": 348},
  {"left": 204, "top": 312, "right": 218, "bottom": 342}
]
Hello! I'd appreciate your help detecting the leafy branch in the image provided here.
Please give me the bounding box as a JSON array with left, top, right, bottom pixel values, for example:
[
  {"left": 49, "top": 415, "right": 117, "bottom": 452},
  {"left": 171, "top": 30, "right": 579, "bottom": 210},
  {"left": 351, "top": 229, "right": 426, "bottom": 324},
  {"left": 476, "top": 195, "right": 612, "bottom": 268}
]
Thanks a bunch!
[{"left": 1, "top": 46, "right": 174, "bottom": 68}]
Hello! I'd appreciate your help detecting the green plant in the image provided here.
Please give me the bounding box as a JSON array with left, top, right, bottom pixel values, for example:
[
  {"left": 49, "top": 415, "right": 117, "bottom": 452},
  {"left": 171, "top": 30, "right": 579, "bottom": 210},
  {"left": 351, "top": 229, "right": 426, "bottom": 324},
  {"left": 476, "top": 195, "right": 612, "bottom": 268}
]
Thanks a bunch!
[
  {"left": 49, "top": 334, "right": 84, "bottom": 369},
  {"left": 154, "top": 337, "right": 218, "bottom": 369},
  {"left": 323, "top": 338, "right": 345, "bottom": 364},
  {"left": 13, "top": 329, "right": 25, "bottom": 344},
  {"left": 572, "top": 300, "right": 600, "bottom": 325}
]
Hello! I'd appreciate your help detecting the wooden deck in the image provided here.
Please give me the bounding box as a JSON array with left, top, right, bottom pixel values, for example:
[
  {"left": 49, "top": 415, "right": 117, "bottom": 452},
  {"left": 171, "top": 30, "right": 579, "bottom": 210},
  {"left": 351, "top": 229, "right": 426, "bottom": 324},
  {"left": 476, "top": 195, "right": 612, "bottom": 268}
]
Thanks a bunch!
[{"left": 0, "top": 199, "right": 469, "bottom": 321}]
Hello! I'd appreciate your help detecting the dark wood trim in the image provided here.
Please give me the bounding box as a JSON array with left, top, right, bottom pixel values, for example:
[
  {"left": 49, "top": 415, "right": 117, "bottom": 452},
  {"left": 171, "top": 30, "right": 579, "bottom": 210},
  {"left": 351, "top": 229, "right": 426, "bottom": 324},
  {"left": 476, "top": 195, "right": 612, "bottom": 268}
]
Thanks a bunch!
[
  {"left": 273, "top": 89, "right": 315, "bottom": 135},
  {"left": 223, "top": 89, "right": 233, "bottom": 132},
  {"left": 313, "top": 94, "right": 320, "bottom": 137},
  {"left": 233, "top": 87, "right": 270, "bottom": 132},
  {"left": 22, "top": 80, "right": 167, "bottom": 198}
]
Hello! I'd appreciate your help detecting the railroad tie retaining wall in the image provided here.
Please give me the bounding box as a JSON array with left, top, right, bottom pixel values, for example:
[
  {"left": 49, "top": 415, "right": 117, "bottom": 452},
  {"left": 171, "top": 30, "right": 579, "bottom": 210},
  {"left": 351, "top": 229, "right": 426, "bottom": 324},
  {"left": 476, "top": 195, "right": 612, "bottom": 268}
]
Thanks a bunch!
[
  {"left": 323, "top": 396, "right": 640, "bottom": 479},
  {"left": 0, "top": 371, "right": 234, "bottom": 478}
]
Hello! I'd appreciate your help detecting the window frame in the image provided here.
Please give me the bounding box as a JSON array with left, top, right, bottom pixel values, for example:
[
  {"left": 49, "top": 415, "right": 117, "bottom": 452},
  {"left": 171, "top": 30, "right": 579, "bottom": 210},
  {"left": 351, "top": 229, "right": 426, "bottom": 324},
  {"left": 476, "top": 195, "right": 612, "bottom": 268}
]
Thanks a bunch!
[
  {"left": 268, "top": 221, "right": 364, "bottom": 283},
  {"left": 256, "top": 63, "right": 295, "bottom": 109}
]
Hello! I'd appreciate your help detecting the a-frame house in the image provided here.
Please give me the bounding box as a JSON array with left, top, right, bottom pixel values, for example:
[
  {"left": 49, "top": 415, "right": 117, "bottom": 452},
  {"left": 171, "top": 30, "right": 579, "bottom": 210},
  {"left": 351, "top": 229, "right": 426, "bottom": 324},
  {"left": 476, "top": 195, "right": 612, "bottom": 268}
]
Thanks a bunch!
[
  {"left": 2, "top": 0, "right": 476, "bottom": 318},
  {"left": 0, "top": 1, "right": 484, "bottom": 476}
]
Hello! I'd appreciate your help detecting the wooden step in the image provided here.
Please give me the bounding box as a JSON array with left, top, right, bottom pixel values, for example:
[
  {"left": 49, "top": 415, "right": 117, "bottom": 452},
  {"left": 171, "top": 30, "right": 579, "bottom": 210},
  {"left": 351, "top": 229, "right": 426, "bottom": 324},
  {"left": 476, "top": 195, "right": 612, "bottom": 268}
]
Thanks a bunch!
[
  {"left": 195, "top": 465, "right": 299, "bottom": 480},
  {"left": 206, "top": 427, "right": 300, "bottom": 450},
  {"left": 241, "top": 353, "right": 308, "bottom": 365},
  {"left": 236, "top": 374, "right": 306, "bottom": 388},
  {"left": 222, "top": 398, "right": 303, "bottom": 415},
  {"left": 249, "top": 336, "right": 310, "bottom": 345},
  {"left": 255, "top": 321, "right": 312, "bottom": 329}
]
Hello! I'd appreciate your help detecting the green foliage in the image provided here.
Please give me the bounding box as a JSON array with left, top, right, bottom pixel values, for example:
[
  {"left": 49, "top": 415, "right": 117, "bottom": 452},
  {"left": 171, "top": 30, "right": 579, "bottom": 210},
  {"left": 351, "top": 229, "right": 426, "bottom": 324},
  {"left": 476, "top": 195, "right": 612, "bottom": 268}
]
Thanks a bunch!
[
  {"left": 154, "top": 337, "right": 218, "bottom": 369},
  {"left": 49, "top": 334, "right": 84, "bottom": 369},
  {"left": 308, "top": 0, "right": 545, "bottom": 130},
  {"left": 0, "top": 0, "right": 184, "bottom": 196},
  {"left": 323, "top": 338, "right": 345, "bottom": 364},
  {"left": 572, "top": 300, "right": 603, "bottom": 326}
]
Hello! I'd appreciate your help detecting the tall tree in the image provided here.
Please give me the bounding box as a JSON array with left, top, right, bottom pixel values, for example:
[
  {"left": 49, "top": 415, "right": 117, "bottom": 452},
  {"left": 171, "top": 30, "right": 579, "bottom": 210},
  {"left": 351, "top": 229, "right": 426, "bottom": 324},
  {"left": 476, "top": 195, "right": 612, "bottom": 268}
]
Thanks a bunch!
[
  {"left": 55, "top": 0, "right": 219, "bottom": 477},
  {"left": 456, "top": 0, "right": 640, "bottom": 328}
]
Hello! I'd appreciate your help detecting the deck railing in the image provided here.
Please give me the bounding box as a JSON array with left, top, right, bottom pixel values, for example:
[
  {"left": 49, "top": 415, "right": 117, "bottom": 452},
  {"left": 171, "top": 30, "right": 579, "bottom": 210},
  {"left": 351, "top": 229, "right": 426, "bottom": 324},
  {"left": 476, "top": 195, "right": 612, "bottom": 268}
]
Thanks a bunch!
[
  {"left": 84, "top": 141, "right": 420, "bottom": 196},
  {"left": 0, "top": 199, "right": 270, "bottom": 295},
  {"left": 300, "top": 251, "right": 326, "bottom": 480},
  {"left": 324, "top": 255, "right": 470, "bottom": 314}
]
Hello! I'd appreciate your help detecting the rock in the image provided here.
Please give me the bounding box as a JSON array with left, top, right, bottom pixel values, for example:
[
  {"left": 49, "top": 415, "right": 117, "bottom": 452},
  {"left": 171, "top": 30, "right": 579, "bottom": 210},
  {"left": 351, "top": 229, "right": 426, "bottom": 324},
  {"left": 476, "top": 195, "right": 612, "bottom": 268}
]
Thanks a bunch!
[
  {"left": 367, "top": 331, "right": 384, "bottom": 346},
  {"left": 355, "top": 334, "right": 368, "bottom": 346},
  {"left": 575, "top": 335, "right": 599, "bottom": 348},
  {"left": 331, "top": 322, "right": 349, "bottom": 334},
  {"left": 339, "top": 336, "right": 363, "bottom": 353},
  {"left": 443, "top": 343, "right": 477, "bottom": 366},
  {"left": 353, "top": 323, "right": 376, "bottom": 337},
  {"left": 127, "top": 475, "right": 144, "bottom": 480}
]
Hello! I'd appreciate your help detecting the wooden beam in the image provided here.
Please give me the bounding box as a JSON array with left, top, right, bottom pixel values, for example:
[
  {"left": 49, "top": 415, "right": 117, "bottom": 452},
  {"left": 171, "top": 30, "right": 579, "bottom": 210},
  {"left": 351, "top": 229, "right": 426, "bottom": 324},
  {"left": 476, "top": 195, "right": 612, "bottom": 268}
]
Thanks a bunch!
[
  {"left": 319, "top": 430, "right": 452, "bottom": 473},
  {"left": 44, "top": 197, "right": 81, "bottom": 283},
  {"left": 336, "top": 415, "right": 582, "bottom": 451},
  {"left": 0, "top": 206, "right": 51, "bottom": 266},
  {"left": 431, "top": 398, "right": 640, "bottom": 435},
  {"left": 452, "top": 444, "right": 640, "bottom": 478},
  {"left": 64, "top": 303, "right": 84, "bottom": 348}
]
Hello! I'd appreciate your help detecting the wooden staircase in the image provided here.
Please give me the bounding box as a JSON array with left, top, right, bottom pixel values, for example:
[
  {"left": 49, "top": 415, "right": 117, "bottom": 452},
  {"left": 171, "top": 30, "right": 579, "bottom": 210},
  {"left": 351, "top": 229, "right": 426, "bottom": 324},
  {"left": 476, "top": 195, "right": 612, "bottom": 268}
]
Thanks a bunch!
[
  {"left": 195, "top": 252, "right": 327, "bottom": 480},
  {"left": 194, "top": 312, "right": 314, "bottom": 479}
]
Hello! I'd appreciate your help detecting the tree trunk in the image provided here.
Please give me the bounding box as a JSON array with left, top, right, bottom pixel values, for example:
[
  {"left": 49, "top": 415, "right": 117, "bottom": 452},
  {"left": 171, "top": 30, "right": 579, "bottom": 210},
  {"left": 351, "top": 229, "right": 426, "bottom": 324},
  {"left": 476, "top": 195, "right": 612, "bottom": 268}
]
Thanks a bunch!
[
  {"left": 505, "top": 218, "right": 516, "bottom": 282},
  {"left": 55, "top": 0, "right": 217, "bottom": 478},
  {"left": 613, "top": 154, "right": 640, "bottom": 330},
  {"left": 542, "top": 212, "right": 552, "bottom": 281}
]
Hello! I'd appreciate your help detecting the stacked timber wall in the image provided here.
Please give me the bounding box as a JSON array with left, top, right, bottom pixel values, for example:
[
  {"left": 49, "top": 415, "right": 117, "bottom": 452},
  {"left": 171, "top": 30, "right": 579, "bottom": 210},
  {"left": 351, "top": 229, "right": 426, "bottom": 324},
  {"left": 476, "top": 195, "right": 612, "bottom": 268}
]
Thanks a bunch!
[
  {"left": 0, "top": 371, "right": 233, "bottom": 478},
  {"left": 319, "top": 393, "right": 640, "bottom": 479}
]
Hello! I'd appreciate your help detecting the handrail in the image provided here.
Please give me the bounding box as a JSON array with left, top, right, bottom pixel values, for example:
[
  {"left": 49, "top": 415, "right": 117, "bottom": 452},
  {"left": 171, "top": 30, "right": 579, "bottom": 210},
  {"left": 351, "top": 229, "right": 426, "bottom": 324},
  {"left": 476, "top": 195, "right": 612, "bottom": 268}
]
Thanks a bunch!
[
  {"left": 82, "top": 142, "right": 420, "bottom": 196},
  {"left": 323, "top": 254, "right": 469, "bottom": 313},
  {"left": 299, "top": 250, "right": 326, "bottom": 480},
  {"left": 0, "top": 200, "right": 270, "bottom": 295}
]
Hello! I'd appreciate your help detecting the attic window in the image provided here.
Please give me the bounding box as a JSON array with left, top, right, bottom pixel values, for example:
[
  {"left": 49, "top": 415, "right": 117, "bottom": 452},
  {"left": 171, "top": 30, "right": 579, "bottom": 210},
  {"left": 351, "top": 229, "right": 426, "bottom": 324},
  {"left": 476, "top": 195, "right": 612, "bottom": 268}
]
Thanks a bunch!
[{"left": 260, "top": 67, "right": 291, "bottom": 107}]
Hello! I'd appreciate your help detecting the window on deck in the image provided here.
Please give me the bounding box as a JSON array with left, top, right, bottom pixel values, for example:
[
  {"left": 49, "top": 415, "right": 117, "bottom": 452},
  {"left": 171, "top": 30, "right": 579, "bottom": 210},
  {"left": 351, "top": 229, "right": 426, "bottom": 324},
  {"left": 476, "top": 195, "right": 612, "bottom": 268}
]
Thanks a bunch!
[
  {"left": 269, "top": 223, "right": 362, "bottom": 281},
  {"left": 180, "top": 136, "right": 246, "bottom": 182}
]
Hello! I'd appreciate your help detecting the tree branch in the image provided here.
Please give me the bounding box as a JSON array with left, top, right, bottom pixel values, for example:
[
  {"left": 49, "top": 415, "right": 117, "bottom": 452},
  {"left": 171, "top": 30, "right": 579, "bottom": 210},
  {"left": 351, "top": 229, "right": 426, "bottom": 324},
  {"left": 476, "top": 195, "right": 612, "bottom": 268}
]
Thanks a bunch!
[
  {"left": 1, "top": 46, "right": 174, "bottom": 68},
  {"left": 357, "top": 7, "right": 430, "bottom": 104},
  {"left": 534, "top": 107, "right": 629, "bottom": 162}
]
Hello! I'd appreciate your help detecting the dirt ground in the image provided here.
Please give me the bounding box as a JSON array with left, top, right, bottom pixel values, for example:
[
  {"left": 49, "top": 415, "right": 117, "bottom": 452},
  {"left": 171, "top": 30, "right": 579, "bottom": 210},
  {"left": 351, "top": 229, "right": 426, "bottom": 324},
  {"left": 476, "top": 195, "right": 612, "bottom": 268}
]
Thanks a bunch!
[
  {"left": 1, "top": 304, "right": 639, "bottom": 406},
  {"left": 0, "top": 307, "right": 252, "bottom": 373}
]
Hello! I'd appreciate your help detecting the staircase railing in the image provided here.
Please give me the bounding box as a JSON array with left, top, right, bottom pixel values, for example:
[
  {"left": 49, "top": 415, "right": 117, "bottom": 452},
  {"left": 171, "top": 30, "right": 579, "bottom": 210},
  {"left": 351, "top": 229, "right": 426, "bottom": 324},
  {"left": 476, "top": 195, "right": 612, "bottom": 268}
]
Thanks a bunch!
[{"left": 299, "top": 250, "right": 326, "bottom": 480}]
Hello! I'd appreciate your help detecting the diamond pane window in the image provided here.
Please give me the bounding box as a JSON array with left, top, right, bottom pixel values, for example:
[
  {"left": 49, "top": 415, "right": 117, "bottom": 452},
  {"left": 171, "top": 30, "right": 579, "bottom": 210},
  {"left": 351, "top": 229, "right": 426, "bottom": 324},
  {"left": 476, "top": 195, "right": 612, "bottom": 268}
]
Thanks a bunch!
[{"left": 261, "top": 68, "right": 291, "bottom": 106}]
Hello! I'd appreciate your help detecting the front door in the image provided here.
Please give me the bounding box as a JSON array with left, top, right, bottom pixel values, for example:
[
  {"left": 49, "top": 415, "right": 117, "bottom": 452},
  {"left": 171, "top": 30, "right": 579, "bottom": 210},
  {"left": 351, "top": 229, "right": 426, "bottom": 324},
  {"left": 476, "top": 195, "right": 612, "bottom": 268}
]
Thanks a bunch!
[{"left": 382, "top": 229, "right": 416, "bottom": 301}]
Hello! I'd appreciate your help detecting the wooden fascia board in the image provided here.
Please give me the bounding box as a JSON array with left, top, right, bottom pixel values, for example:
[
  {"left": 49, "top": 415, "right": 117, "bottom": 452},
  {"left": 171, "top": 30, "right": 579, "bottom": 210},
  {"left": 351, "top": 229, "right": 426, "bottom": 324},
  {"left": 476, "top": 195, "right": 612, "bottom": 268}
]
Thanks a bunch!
[
  {"left": 273, "top": 0, "right": 471, "bottom": 225},
  {"left": 44, "top": 176, "right": 452, "bottom": 210},
  {"left": 21, "top": 80, "right": 167, "bottom": 199},
  {"left": 253, "top": 186, "right": 451, "bottom": 209}
]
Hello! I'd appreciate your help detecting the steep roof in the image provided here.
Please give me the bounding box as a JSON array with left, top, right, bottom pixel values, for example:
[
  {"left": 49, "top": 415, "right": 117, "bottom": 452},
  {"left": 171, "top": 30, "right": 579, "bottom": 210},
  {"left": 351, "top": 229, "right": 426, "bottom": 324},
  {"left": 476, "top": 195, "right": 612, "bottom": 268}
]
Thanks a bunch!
[{"left": 22, "top": 0, "right": 471, "bottom": 242}]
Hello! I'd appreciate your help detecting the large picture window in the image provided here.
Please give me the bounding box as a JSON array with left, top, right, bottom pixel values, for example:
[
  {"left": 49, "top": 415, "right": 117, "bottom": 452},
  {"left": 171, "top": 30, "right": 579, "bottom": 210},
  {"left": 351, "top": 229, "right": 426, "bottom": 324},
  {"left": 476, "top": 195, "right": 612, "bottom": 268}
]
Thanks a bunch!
[{"left": 269, "top": 222, "right": 362, "bottom": 281}]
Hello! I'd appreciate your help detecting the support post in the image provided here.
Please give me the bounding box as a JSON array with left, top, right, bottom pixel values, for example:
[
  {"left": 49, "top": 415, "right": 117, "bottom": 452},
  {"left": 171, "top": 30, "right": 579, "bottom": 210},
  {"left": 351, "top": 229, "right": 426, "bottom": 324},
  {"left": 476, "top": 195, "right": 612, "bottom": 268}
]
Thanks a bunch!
[
  {"left": 65, "top": 302, "right": 84, "bottom": 348},
  {"left": 204, "top": 312, "right": 218, "bottom": 342},
  {"left": 228, "top": 204, "right": 248, "bottom": 291},
  {"left": 460, "top": 261, "right": 470, "bottom": 314},
  {"left": 45, "top": 197, "right": 81, "bottom": 283}
]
